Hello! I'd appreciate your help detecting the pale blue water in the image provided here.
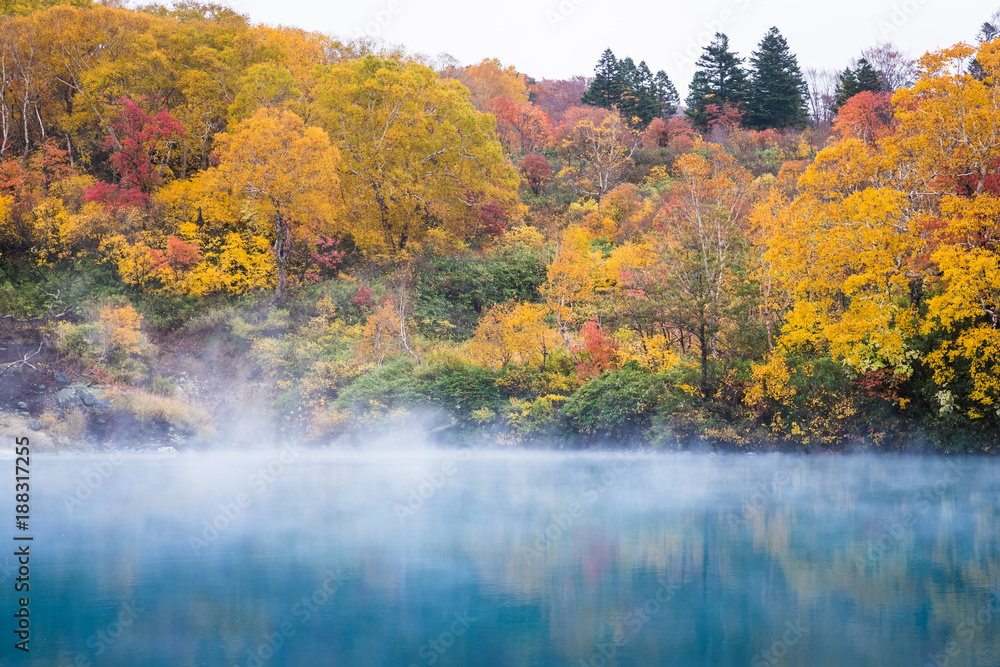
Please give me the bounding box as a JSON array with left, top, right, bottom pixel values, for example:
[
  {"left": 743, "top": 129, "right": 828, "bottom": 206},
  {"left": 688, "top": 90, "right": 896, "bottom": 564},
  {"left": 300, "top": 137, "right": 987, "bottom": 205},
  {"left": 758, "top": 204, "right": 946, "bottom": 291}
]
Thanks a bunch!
[{"left": 4, "top": 449, "right": 999, "bottom": 666}]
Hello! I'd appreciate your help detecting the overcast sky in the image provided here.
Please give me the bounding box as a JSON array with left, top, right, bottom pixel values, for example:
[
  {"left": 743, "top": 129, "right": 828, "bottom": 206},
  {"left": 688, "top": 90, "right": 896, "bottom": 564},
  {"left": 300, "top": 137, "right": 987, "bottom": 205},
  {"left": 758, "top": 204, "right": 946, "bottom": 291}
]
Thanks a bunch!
[{"left": 229, "top": 0, "right": 991, "bottom": 97}]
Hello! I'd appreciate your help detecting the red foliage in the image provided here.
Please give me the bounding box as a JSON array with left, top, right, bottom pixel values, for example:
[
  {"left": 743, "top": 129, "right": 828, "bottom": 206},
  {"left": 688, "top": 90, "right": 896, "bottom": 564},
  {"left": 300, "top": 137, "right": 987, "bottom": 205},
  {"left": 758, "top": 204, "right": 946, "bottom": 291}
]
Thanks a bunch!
[
  {"left": 834, "top": 91, "right": 895, "bottom": 144},
  {"left": 487, "top": 97, "right": 551, "bottom": 154},
  {"left": 529, "top": 76, "right": 590, "bottom": 125},
  {"left": 519, "top": 153, "right": 552, "bottom": 194},
  {"left": 149, "top": 235, "right": 202, "bottom": 276},
  {"left": 704, "top": 102, "right": 744, "bottom": 130},
  {"left": 81, "top": 180, "right": 150, "bottom": 209},
  {"left": 640, "top": 117, "right": 696, "bottom": 152},
  {"left": 575, "top": 318, "right": 619, "bottom": 383},
  {"left": 311, "top": 235, "right": 345, "bottom": 271},
  {"left": 105, "top": 97, "right": 184, "bottom": 193},
  {"left": 353, "top": 285, "right": 375, "bottom": 312}
]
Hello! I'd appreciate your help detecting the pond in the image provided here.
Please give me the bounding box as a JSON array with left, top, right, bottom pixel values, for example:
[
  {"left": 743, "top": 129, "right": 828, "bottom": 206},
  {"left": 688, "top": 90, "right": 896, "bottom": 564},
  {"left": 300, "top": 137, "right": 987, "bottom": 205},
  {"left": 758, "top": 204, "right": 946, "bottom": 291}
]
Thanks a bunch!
[{"left": 8, "top": 448, "right": 1000, "bottom": 666}]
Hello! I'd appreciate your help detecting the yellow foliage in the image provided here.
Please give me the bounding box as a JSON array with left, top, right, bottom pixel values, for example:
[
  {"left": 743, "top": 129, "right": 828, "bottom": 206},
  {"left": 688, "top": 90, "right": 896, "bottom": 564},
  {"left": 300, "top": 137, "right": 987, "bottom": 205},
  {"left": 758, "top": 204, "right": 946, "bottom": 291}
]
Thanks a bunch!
[{"left": 465, "top": 301, "right": 559, "bottom": 370}]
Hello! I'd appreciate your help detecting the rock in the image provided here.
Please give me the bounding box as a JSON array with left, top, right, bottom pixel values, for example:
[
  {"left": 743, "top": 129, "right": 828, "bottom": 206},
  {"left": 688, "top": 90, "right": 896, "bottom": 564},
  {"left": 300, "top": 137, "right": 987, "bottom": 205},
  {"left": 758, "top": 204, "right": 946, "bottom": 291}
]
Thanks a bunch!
[
  {"left": 96, "top": 418, "right": 106, "bottom": 425},
  {"left": 57, "top": 388, "right": 76, "bottom": 405},
  {"left": 53, "top": 370, "right": 70, "bottom": 384},
  {"left": 76, "top": 389, "right": 96, "bottom": 407},
  {"left": 29, "top": 420, "right": 41, "bottom": 431},
  {"left": 16, "top": 402, "right": 28, "bottom": 411},
  {"left": 93, "top": 399, "right": 113, "bottom": 410}
]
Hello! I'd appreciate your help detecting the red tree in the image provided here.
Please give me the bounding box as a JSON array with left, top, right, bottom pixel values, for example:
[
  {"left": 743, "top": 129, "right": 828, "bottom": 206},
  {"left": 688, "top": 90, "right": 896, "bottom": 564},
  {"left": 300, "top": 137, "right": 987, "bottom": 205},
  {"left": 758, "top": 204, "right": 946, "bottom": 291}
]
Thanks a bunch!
[
  {"left": 84, "top": 98, "right": 184, "bottom": 208},
  {"left": 519, "top": 153, "right": 552, "bottom": 194}
]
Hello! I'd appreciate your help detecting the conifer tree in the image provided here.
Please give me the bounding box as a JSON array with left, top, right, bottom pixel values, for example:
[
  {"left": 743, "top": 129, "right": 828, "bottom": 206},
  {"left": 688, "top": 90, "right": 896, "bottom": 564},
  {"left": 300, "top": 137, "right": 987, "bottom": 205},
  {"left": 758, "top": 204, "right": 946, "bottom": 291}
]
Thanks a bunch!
[
  {"left": 685, "top": 33, "right": 748, "bottom": 130},
  {"left": 582, "top": 49, "right": 679, "bottom": 126},
  {"left": 833, "top": 57, "right": 883, "bottom": 112},
  {"left": 745, "top": 27, "right": 808, "bottom": 129}
]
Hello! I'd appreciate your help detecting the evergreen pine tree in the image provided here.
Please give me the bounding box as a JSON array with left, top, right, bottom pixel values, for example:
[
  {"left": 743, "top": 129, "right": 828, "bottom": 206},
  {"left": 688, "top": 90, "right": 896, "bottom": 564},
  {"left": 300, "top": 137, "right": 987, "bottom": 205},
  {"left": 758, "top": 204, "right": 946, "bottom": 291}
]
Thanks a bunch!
[
  {"left": 745, "top": 27, "right": 808, "bottom": 129},
  {"left": 581, "top": 48, "right": 624, "bottom": 109},
  {"left": 685, "top": 33, "right": 748, "bottom": 130},
  {"left": 581, "top": 49, "right": 679, "bottom": 126},
  {"left": 833, "top": 58, "right": 883, "bottom": 111},
  {"left": 653, "top": 70, "right": 680, "bottom": 118}
]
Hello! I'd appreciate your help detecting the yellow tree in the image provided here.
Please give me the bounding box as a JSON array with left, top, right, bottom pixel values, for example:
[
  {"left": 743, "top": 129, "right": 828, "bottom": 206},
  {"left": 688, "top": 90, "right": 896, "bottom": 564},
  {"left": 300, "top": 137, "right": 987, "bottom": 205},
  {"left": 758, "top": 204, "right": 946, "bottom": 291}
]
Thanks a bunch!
[
  {"left": 557, "top": 107, "right": 638, "bottom": 196},
  {"left": 541, "top": 225, "right": 607, "bottom": 361},
  {"left": 650, "top": 142, "right": 752, "bottom": 392},
  {"left": 212, "top": 108, "right": 338, "bottom": 300},
  {"left": 314, "top": 57, "right": 518, "bottom": 256},
  {"left": 466, "top": 302, "right": 559, "bottom": 370},
  {"left": 441, "top": 57, "right": 529, "bottom": 111}
]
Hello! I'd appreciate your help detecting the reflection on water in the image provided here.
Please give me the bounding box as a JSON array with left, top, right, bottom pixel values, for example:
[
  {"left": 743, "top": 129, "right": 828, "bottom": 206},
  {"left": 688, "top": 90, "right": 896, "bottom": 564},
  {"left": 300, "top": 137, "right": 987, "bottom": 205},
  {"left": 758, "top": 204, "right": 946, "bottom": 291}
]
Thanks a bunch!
[{"left": 9, "top": 450, "right": 1000, "bottom": 666}]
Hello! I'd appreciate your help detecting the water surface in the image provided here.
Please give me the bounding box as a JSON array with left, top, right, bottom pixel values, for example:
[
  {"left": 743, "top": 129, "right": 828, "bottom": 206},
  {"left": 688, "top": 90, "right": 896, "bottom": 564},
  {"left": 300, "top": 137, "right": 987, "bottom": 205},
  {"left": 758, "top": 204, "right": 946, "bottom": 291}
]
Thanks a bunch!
[{"left": 7, "top": 449, "right": 1000, "bottom": 666}]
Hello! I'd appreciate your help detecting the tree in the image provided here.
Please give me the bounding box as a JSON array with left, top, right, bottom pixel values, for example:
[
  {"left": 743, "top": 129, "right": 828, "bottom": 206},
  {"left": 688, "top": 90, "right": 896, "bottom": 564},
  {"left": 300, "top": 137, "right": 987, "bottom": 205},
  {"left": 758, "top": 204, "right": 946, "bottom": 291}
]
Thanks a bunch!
[
  {"left": 686, "top": 33, "right": 748, "bottom": 130},
  {"left": 529, "top": 76, "right": 590, "bottom": 124},
  {"left": 652, "top": 141, "right": 752, "bottom": 393},
  {"left": 833, "top": 91, "right": 895, "bottom": 144},
  {"left": 745, "top": 27, "right": 808, "bottom": 129},
  {"left": 212, "top": 108, "right": 339, "bottom": 301},
  {"left": 441, "top": 57, "right": 528, "bottom": 111},
  {"left": 487, "top": 97, "right": 551, "bottom": 155},
  {"left": 581, "top": 48, "right": 678, "bottom": 126},
  {"left": 519, "top": 153, "right": 551, "bottom": 195},
  {"left": 82, "top": 97, "right": 183, "bottom": 208},
  {"left": 832, "top": 58, "right": 884, "bottom": 112},
  {"left": 314, "top": 56, "right": 518, "bottom": 255},
  {"left": 466, "top": 301, "right": 559, "bottom": 371},
  {"left": 541, "top": 225, "right": 607, "bottom": 361},
  {"left": 581, "top": 49, "right": 624, "bottom": 110},
  {"left": 557, "top": 107, "right": 638, "bottom": 196},
  {"left": 860, "top": 42, "right": 915, "bottom": 91}
]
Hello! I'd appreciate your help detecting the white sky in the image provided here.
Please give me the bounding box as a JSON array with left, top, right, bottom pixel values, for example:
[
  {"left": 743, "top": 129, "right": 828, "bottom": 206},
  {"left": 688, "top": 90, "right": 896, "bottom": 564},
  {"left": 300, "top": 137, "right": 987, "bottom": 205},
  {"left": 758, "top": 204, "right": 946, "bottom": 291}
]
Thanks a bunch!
[{"left": 228, "top": 0, "right": 992, "bottom": 98}]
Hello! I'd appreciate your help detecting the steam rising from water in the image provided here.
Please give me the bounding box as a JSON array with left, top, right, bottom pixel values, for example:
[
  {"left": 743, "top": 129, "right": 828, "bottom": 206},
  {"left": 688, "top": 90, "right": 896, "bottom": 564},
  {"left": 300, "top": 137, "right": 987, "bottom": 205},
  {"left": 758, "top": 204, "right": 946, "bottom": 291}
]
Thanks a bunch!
[{"left": 6, "top": 448, "right": 999, "bottom": 666}]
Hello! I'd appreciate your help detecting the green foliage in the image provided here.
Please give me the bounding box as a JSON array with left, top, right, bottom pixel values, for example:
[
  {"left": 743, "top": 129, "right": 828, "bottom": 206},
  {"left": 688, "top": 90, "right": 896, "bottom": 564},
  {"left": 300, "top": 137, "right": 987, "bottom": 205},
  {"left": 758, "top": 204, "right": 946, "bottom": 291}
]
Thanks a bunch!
[
  {"left": 331, "top": 359, "right": 501, "bottom": 428},
  {"left": 563, "top": 366, "right": 680, "bottom": 439},
  {"left": 411, "top": 247, "right": 547, "bottom": 340},
  {"left": 685, "top": 33, "right": 749, "bottom": 130},
  {"left": 745, "top": 27, "right": 808, "bottom": 129},
  {"left": 833, "top": 57, "right": 884, "bottom": 111},
  {"left": 581, "top": 48, "right": 679, "bottom": 125}
]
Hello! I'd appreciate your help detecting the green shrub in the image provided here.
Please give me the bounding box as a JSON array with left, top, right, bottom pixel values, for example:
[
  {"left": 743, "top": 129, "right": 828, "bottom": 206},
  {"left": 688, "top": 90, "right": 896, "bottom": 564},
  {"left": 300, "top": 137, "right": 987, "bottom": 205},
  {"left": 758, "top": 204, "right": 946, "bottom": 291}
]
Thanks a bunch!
[{"left": 563, "top": 366, "right": 682, "bottom": 440}]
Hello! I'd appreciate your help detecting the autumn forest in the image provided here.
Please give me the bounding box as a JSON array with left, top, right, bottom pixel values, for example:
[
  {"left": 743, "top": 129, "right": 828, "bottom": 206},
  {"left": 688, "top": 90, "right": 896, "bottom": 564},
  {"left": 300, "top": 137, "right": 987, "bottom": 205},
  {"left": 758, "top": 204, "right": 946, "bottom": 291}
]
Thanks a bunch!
[{"left": 2, "top": 1, "right": 999, "bottom": 452}]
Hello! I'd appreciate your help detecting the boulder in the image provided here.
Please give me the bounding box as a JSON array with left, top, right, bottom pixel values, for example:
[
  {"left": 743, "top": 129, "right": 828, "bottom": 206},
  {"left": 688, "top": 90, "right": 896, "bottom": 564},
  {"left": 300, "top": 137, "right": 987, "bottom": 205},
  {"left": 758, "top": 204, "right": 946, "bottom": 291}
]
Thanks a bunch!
[
  {"left": 57, "top": 388, "right": 76, "bottom": 405},
  {"left": 16, "top": 402, "right": 28, "bottom": 411},
  {"left": 93, "top": 399, "right": 113, "bottom": 410},
  {"left": 53, "top": 370, "right": 70, "bottom": 384},
  {"left": 76, "top": 389, "right": 96, "bottom": 407},
  {"left": 29, "top": 420, "right": 41, "bottom": 431}
]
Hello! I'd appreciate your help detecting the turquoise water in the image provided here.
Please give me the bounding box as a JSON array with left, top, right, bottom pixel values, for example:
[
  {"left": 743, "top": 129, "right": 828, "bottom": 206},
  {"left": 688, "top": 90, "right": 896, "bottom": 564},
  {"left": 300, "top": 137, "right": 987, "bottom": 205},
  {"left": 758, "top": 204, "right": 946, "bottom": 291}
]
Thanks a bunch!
[{"left": 6, "top": 449, "right": 1000, "bottom": 666}]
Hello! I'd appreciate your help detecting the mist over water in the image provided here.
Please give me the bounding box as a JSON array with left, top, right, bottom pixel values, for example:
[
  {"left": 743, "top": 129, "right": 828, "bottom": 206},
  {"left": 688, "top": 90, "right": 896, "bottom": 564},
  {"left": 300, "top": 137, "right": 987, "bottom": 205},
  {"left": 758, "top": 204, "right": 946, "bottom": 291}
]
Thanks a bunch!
[{"left": 7, "top": 449, "right": 1000, "bottom": 666}]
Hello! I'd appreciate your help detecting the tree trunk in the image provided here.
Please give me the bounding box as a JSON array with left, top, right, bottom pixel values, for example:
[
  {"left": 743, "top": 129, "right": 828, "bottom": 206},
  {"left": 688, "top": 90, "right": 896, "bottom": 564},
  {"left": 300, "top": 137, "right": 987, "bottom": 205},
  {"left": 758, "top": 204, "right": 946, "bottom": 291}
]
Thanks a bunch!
[
  {"left": 274, "top": 210, "right": 289, "bottom": 302},
  {"left": 699, "top": 322, "right": 709, "bottom": 396}
]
